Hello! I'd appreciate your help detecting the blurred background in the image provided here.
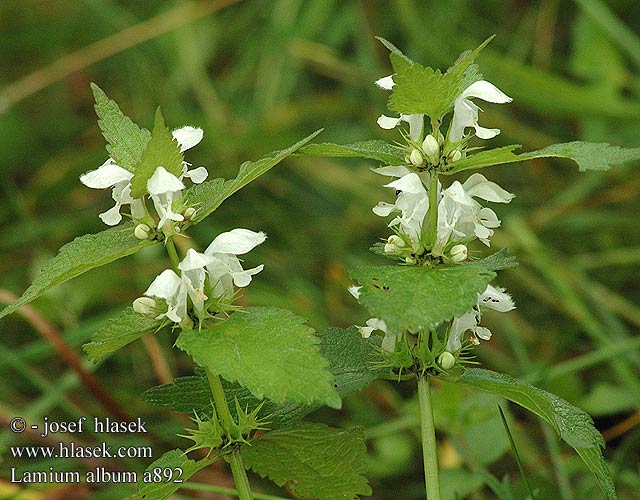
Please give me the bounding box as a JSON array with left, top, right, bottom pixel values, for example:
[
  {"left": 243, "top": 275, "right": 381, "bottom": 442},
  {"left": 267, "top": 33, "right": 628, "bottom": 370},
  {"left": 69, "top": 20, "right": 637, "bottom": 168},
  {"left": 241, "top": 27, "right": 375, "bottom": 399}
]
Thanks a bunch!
[{"left": 1, "top": 1, "right": 640, "bottom": 499}]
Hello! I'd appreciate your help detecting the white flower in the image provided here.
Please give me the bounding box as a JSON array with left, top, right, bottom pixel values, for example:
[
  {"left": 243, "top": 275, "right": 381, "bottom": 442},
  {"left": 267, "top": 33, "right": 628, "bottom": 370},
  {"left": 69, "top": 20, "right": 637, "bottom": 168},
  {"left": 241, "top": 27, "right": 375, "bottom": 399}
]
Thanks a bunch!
[
  {"left": 357, "top": 318, "right": 387, "bottom": 339},
  {"left": 447, "top": 80, "right": 512, "bottom": 143},
  {"left": 178, "top": 249, "right": 212, "bottom": 319},
  {"left": 79, "top": 159, "right": 145, "bottom": 226},
  {"left": 147, "top": 166, "right": 186, "bottom": 230},
  {"left": 143, "top": 269, "right": 188, "bottom": 323},
  {"left": 348, "top": 285, "right": 362, "bottom": 300},
  {"left": 375, "top": 75, "right": 395, "bottom": 90},
  {"left": 377, "top": 113, "right": 424, "bottom": 142},
  {"left": 81, "top": 126, "right": 207, "bottom": 226},
  {"left": 375, "top": 74, "right": 424, "bottom": 141},
  {"left": 204, "top": 229, "right": 267, "bottom": 299},
  {"left": 435, "top": 173, "right": 513, "bottom": 254},
  {"left": 373, "top": 173, "right": 430, "bottom": 248},
  {"left": 446, "top": 284, "right": 515, "bottom": 352}
]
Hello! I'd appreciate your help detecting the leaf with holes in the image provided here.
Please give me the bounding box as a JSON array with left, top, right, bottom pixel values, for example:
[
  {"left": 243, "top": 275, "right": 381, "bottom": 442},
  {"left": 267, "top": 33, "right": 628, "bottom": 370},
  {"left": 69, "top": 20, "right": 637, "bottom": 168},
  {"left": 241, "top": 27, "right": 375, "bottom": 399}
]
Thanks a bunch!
[{"left": 350, "top": 264, "right": 495, "bottom": 333}]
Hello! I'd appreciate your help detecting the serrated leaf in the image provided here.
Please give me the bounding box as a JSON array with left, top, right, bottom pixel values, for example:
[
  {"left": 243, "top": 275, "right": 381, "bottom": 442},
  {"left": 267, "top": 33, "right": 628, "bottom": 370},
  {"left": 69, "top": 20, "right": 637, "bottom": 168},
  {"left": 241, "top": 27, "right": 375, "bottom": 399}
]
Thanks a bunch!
[
  {"left": 387, "top": 38, "right": 492, "bottom": 118},
  {"left": 176, "top": 307, "right": 341, "bottom": 409},
  {"left": 471, "top": 248, "right": 518, "bottom": 271},
  {"left": 185, "top": 130, "right": 322, "bottom": 224},
  {"left": 127, "top": 449, "right": 216, "bottom": 500},
  {"left": 84, "top": 307, "right": 162, "bottom": 362},
  {"left": 0, "top": 226, "right": 154, "bottom": 320},
  {"left": 349, "top": 265, "right": 495, "bottom": 333},
  {"left": 144, "top": 327, "right": 384, "bottom": 428},
  {"left": 90, "top": 83, "right": 150, "bottom": 170},
  {"left": 130, "top": 108, "right": 184, "bottom": 198},
  {"left": 297, "top": 140, "right": 406, "bottom": 164},
  {"left": 448, "top": 368, "right": 616, "bottom": 500},
  {"left": 448, "top": 142, "right": 640, "bottom": 174},
  {"left": 241, "top": 423, "right": 371, "bottom": 500}
]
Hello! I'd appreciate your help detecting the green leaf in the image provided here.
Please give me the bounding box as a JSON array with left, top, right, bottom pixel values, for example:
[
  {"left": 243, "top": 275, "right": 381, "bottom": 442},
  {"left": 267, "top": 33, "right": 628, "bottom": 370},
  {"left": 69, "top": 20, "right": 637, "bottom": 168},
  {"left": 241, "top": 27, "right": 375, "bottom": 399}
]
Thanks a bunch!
[
  {"left": 444, "top": 145, "right": 523, "bottom": 174},
  {"left": 386, "top": 38, "right": 492, "bottom": 118},
  {"left": 447, "top": 142, "right": 640, "bottom": 174},
  {"left": 471, "top": 248, "right": 518, "bottom": 271},
  {"left": 144, "top": 327, "right": 384, "bottom": 428},
  {"left": 349, "top": 265, "right": 495, "bottom": 333},
  {"left": 90, "top": 83, "right": 150, "bottom": 170},
  {"left": 185, "top": 130, "right": 322, "bottom": 224},
  {"left": 448, "top": 368, "right": 616, "bottom": 500},
  {"left": 298, "top": 140, "right": 406, "bottom": 164},
  {"left": 83, "top": 307, "right": 162, "bottom": 362},
  {"left": 127, "top": 449, "right": 216, "bottom": 500},
  {"left": 0, "top": 226, "right": 154, "bottom": 320},
  {"left": 129, "top": 107, "right": 184, "bottom": 198},
  {"left": 241, "top": 423, "right": 371, "bottom": 500},
  {"left": 176, "top": 307, "right": 341, "bottom": 409}
]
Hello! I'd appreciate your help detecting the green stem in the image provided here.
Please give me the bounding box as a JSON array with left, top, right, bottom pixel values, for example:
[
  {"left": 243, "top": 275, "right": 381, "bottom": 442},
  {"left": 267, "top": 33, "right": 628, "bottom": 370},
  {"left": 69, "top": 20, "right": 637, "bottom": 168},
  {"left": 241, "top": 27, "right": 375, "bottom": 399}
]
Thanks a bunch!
[
  {"left": 228, "top": 447, "right": 255, "bottom": 500},
  {"left": 165, "top": 237, "right": 181, "bottom": 273},
  {"left": 425, "top": 173, "right": 439, "bottom": 250},
  {"left": 205, "top": 368, "right": 237, "bottom": 437},
  {"left": 180, "top": 482, "right": 289, "bottom": 500},
  {"left": 204, "top": 368, "right": 254, "bottom": 500},
  {"left": 418, "top": 374, "right": 440, "bottom": 500}
]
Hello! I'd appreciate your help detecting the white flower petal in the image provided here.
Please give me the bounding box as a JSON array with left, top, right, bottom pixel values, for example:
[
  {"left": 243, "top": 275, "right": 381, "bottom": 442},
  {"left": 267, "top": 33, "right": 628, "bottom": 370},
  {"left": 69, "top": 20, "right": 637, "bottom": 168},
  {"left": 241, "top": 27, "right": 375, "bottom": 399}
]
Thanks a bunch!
[
  {"left": 205, "top": 229, "right": 266, "bottom": 255},
  {"left": 80, "top": 163, "right": 132, "bottom": 189},
  {"left": 474, "top": 326, "right": 492, "bottom": 340},
  {"left": 231, "top": 264, "right": 264, "bottom": 287},
  {"left": 375, "top": 75, "right": 395, "bottom": 89},
  {"left": 372, "top": 202, "right": 396, "bottom": 217},
  {"left": 462, "top": 174, "right": 514, "bottom": 203},
  {"left": 386, "top": 173, "right": 426, "bottom": 194},
  {"left": 348, "top": 285, "right": 361, "bottom": 300},
  {"left": 184, "top": 166, "right": 208, "bottom": 184},
  {"left": 462, "top": 80, "right": 512, "bottom": 104},
  {"left": 480, "top": 285, "right": 515, "bottom": 312},
  {"left": 401, "top": 114, "right": 424, "bottom": 142},
  {"left": 377, "top": 114, "right": 401, "bottom": 129},
  {"left": 147, "top": 166, "right": 185, "bottom": 195},
  {"left": 145, "top": 269, "right": 182, "bottom": 298},
  {"left": 172, "top": 126, "right": 204, "bottom": 152},
  {"left": 98, "top": 204, "right": 123, "bottom": 226},
  {"left": 178, "top": 249, "right": 213, "bottom": 271},
  {"left": 474, "top": 125, "right": 501, "bottom": 140}
]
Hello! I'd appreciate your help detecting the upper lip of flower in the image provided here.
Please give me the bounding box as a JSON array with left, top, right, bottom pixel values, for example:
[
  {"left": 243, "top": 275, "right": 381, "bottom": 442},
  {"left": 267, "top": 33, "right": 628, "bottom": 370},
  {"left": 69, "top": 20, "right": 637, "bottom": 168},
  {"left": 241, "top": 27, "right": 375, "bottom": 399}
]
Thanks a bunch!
[{"left": 447, "top": 80, "right": 512, "bottom": 143}]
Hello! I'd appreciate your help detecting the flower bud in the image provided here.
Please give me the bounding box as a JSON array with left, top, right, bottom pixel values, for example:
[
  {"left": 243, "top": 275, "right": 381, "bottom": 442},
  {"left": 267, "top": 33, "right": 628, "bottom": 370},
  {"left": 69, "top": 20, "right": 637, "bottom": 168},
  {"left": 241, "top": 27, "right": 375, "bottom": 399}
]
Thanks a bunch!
[
  {"left": 134, "top": 223, "right": 152, "bottom": 240},
  {"left": 133, "top": 296, "right": 157, "bottom": 316},
  {"left": 438, "top": 351, "right": 456, "bottom": 370},
  {"left": 409, "top": 148, "right": 424, "bottom": 167},
  {"left": 422, "top": 134, "right": 440, "bottom": 164},
  {"left": 449, "top": 149, "right": 462, "bottom": 162},
  {"left": 384, "top": 235, "right": 405, "bottom": 253},
  {"left": 405, "top": 256, "right": 416, "bottom": 265},
  {"left": 184, "top": 207, "right": 197, "bottom": 219},
  {"left": 449, "top": 244, "right": 468, "bottom": 262}
]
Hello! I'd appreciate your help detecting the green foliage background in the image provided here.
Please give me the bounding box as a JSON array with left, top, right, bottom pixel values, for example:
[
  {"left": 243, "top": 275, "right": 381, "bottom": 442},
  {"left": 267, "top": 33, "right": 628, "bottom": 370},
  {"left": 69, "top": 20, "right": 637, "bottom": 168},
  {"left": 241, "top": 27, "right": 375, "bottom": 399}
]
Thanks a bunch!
[{"left": 1, "top": 1, "right": 639, "bottom": 499}]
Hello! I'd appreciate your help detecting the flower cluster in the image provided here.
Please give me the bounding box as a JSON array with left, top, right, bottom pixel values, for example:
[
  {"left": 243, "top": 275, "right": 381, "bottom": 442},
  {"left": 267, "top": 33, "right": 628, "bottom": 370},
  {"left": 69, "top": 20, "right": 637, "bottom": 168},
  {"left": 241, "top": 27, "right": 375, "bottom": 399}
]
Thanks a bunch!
[
  {"left": 133, "top": 229, "right": 266, "bottom": 325},
  {"left": 349, "top": 71, "right": 516, "bottom": 357},
  {"left": 80, "top": 126, "right": 207, "bottom": 232}
]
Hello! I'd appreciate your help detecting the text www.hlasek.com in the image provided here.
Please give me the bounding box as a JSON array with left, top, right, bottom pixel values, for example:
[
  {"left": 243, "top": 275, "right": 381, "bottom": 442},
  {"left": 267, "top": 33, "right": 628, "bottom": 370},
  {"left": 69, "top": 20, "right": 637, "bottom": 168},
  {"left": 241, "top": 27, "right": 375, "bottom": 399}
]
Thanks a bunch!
[{"left": 11, "top": 442, "right": 152, "bottom": 459}]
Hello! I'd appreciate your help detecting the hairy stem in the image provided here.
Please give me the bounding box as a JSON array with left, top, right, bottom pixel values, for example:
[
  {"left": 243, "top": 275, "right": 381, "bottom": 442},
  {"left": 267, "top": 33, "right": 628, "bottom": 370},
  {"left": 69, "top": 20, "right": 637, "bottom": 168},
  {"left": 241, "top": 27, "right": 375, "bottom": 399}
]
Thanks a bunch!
[
  {"left": 228, "top": 447, "right": 255, "bottom": 500},
  {"left": 205, "top": 368, "right": 254, "bottom": 500},
  {"left": 418, "top": 374, "right": 440, "bottom": 500},
  {"left": 425, "top": 173, "right": 439, "bottom": 250},
  {"left": 165, "top": 237, "right": 181, "bottom": 273}
]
